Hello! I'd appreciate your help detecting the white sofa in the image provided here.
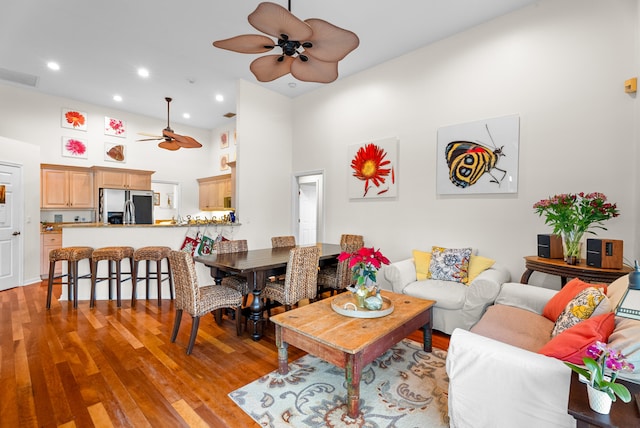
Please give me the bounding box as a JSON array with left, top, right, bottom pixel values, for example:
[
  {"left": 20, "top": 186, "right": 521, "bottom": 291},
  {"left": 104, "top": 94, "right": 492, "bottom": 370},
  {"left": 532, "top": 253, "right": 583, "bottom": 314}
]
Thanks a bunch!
[
  {"left": 446, "top": 276, "right": 640, "bottom": 428},
  {"left": 380, "top": 258, "right": 511, "bottom": 334}
]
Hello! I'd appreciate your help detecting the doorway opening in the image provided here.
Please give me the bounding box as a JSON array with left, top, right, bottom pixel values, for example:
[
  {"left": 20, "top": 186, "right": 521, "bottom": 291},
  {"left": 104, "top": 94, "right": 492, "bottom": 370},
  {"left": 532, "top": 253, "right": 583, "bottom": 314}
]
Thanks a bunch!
[{"left": 293, "top": 172, "right": 324, "bottom": 245}]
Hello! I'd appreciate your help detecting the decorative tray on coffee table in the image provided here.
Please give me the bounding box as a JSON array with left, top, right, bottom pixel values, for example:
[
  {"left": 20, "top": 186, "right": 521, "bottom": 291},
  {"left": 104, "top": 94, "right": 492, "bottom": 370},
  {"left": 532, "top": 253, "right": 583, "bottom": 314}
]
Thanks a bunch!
[{"left": 331, "top": 293, "right": 394, "bottom": 319}]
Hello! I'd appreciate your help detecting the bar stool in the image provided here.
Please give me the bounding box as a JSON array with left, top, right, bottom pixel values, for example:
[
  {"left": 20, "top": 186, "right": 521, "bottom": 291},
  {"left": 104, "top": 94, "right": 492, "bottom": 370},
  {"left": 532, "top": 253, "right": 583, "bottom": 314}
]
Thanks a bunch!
[
  {"left": 132, "top": 246, "right": 174, "bottom": 306},
  {"left": 90, "top": 246, "right": 135, "bottom": 308},
  {"left": 46, "top": 246, "right": 94, "bottom": 309}
]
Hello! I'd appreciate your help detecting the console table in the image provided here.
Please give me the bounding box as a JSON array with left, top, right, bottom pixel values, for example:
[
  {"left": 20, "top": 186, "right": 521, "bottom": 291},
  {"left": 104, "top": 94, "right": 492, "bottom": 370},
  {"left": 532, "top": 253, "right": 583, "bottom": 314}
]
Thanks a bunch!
[
  {"left": 520, "top": 256, "right": 632, "bottom": 286},
  {"left": 568, "top": 373, "right": 640, "bottom": 427}
]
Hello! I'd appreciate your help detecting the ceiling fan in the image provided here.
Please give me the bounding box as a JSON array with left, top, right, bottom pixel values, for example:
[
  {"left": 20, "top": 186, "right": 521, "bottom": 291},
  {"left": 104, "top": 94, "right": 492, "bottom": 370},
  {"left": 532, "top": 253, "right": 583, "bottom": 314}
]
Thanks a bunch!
[
  {"left": 213, "top": 1, "right": 359, "bottom": 83},
  {"left": 137, "top": 97, "right": 202, "bottom": 151}
]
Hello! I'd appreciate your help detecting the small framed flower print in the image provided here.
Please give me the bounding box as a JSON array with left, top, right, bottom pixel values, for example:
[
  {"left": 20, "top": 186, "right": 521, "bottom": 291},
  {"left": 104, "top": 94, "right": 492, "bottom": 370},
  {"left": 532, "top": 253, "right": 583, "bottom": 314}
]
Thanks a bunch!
[
  {"left": 61, "top": 137, "right": 88, "bottom": 159},
  {"left": 220, "top": 154, "right": 229, "bottom": 171},
  {"left": 220, "top": 131, "right": 229, "bottom": 149},
  {"left": 61, "top": 108, "right": 87, "bottom": 131},
  {"left": 105, "top": 116, "right": 126, "bottom": 137}
]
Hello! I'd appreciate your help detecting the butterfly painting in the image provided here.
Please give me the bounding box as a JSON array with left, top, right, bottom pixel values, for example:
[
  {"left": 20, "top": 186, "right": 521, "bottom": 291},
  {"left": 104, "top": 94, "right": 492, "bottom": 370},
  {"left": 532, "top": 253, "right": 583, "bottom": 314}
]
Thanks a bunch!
[{"left": 437, "top": 115, "right": 519, "bottom": 195}]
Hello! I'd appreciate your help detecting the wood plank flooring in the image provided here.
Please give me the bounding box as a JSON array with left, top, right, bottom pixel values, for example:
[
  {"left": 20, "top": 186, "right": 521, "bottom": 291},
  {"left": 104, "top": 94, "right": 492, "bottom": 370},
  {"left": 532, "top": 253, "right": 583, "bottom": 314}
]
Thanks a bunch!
[{"left": 0, "top": 281, "right": 449, "bottom": 427}]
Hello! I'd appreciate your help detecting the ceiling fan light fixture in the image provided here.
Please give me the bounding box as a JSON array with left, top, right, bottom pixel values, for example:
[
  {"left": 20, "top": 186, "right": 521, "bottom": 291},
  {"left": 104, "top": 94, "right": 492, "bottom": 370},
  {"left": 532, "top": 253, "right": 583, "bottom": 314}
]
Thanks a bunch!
[{"left": 213, "top": 1, "right": 358, "bottom": 84}]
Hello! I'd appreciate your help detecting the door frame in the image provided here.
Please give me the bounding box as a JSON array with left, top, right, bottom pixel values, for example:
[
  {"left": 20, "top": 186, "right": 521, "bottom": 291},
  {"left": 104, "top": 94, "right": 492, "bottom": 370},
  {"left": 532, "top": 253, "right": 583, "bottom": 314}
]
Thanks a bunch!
[{"left": 292, "top": 170, "right": 324, "bottom": 244}]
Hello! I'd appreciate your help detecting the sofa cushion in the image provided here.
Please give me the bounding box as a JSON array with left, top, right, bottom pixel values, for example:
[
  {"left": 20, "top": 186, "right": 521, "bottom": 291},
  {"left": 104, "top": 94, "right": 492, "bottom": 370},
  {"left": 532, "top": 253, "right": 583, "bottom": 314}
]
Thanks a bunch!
[
  {"left": 428, "top": 246, "right": 472, "bottom": 283},
  {"left": 471, "top": 304, "right": 554, "bottom": 352},
  {"left": 608, "top": 317, "right": 640, "bottom": 382},
  {"left": 538, "top": 312, "right": 615, "bottom": 364},
  {"left": 542, "top": 278, "right": 608, "bottom": 322},
  {"left": 403, "top": 279, "right": 467, "bottom": 310},
  {"left": 551, "top": 287, "right": 610, "bottom": 337},
  {"left": 412, "top": 249, "right": 431, "bottom": 280},
  {"left": 464, "top": 255, "right": 495, "bottom": 284}
]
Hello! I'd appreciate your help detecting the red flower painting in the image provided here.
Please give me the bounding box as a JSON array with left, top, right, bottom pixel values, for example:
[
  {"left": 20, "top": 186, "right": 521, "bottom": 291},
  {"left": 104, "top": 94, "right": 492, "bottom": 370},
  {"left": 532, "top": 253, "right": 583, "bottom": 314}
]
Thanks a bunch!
[
  {"left": 65, "top": 139, "right": 86, "bottom": 155},
  {"left": 65, "top": 111, "right": 85, "bottom": 128},
  {"left": 350, "top": 142, "right": 392, "bottom": 197}
]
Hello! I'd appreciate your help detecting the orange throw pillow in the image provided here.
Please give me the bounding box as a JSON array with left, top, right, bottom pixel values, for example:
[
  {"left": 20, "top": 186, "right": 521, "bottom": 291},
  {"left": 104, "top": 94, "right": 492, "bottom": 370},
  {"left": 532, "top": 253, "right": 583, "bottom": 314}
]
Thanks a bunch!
[
  {"left": 542, "top": 278, "right": 608, "bottom": 322},
  {"left": 538, "top": 313, "right": 615, "bottom": 364}
]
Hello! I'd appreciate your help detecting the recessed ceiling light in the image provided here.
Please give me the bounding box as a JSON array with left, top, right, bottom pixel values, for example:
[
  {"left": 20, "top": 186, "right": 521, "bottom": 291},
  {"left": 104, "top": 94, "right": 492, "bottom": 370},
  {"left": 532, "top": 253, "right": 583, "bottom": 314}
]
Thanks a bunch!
[
  {"left": 137, "top": 68, "right": 149, "bottom": 78},
  {"left": 47, "top": 62, "right": 60, "bottom": 71},
  {"left": 215, "top": 94, "right": 224, "bottom": 102},
  {"left": 183, "top": 113, "right": 191, "bottom": 119},
  {"left": 113, "top": 94, "right": 123, "bottom": 102}
]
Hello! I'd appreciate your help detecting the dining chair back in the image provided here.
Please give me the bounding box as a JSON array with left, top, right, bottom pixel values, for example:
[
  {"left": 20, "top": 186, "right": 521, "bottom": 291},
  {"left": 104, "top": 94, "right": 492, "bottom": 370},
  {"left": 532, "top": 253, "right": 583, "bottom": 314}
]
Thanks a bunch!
[
  {"left": 271, "top": 236, "right": 296, "bottom": 248},
  {"left": 168, "top": 250, "right": 243, "bottom": 354},
  {"left": 213, "top": 240, "right": 250, "bottom": 299},
  {"left": 215, "top": 239, "right": 248, "bottom": 253},
  {"left": 340, "top": 234, "right": 364, "bottom": 247},
  {"left": 318, "top": 240, "right": 364, "bottom": 296},
  {"left": 262, "top": 245, "right": 320, "bottom": 312}
]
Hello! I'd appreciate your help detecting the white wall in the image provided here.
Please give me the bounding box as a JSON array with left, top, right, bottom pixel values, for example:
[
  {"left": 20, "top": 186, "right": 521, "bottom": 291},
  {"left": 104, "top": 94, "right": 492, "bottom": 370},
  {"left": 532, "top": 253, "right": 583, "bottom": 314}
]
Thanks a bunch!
[
  {"left": 291, "top": 0, "right": 639, "bottom": 287},
  {"left": 0, "top": 137, "right": 41, "bottom": 284}
]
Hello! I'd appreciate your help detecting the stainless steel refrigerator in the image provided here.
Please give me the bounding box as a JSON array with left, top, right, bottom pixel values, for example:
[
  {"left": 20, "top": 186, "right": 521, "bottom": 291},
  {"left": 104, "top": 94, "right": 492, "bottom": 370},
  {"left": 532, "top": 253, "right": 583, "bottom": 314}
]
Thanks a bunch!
[{"left": 99, "top": 188, "right": 154, "bottom": 224}]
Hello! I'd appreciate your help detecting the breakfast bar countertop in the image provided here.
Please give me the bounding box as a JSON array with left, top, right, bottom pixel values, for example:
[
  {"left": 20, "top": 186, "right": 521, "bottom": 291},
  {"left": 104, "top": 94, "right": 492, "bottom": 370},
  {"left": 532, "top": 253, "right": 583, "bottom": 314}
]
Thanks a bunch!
[{"left": 59, "top": 222, "right": 239, "bottom": 228}]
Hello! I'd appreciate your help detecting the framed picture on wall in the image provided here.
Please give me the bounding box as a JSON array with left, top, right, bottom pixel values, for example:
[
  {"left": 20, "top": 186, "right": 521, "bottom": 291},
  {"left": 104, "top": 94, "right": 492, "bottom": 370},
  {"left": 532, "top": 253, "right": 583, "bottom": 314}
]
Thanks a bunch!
[
  {"left": 220, "top": 153, "right": 230, "bottom": 171},
  {"left": 154, "top": 192, "right": 160, "bottom": 206},
  {"left": 61, "top": 136, "right": 88, "bottom": 159},
  {"left": 61, "top": 108, "right": 87, "bottom": 131},
  {"left": 220, "top": 131, "right": 229, "bottom": 149},
  {"left": 104, "top": 143, "right": 126, "bottom": 163},
  {"left": 436, "top": 114, "right": 519, "bottom": 195},
  {"left": 104, "top": 116, "right": 126, "bottom": 137},
  {"left": 347, "top": 137, "right": 398, "bottom": 199}
]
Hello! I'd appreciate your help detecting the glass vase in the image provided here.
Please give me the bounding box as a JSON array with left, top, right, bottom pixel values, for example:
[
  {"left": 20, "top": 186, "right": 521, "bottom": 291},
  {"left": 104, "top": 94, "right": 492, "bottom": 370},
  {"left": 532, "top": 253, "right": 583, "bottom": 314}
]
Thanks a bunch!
[{"left": 562, "top": 230, "right": 584, "bottom": 265}]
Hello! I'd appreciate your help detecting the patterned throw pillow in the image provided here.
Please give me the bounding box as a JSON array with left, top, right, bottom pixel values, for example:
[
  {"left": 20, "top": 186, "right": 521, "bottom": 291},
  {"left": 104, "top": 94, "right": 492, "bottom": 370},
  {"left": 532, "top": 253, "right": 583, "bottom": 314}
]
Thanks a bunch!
[
  {"left": 551, "top": 287, "right": 610, "bottom": 337},
  {"left": 427, "top": 246, "right": 472, "bottom": 283}
]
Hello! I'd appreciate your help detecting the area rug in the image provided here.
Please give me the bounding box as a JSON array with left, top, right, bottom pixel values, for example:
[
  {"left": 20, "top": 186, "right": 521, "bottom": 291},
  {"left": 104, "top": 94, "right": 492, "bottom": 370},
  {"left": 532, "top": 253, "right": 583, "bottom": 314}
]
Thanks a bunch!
[{"left": 229, "top": 339, "right": 449, "bottom": 427}]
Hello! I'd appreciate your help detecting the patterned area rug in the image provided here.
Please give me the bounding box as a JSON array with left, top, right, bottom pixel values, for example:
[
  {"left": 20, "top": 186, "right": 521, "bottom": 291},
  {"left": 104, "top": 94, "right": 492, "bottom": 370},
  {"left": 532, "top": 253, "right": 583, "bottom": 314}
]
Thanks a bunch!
[{"left": 229, "top": 339, "right": 449, "bottom": 427}]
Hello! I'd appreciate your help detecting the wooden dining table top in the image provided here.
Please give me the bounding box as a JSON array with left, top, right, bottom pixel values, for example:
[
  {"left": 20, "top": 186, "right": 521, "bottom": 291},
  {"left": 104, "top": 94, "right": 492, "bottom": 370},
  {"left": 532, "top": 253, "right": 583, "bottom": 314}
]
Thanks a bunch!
[{"left": 194, "top": 242, "right": 343, "bottom": 275}]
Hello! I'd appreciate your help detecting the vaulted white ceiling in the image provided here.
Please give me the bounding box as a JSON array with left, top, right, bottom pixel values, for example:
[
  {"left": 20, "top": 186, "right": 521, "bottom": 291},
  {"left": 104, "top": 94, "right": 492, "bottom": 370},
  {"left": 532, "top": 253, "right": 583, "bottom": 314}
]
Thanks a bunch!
[{"left": 1, "top": 0, "right": 537, "bottom": 129}]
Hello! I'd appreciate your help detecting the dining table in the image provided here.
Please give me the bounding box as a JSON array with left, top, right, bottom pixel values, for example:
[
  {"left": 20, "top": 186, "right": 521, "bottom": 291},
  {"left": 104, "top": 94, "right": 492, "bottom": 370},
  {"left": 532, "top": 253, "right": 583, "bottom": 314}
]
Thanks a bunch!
[{"left": 194, "top": 242, "right": 343, "bottom": 340}]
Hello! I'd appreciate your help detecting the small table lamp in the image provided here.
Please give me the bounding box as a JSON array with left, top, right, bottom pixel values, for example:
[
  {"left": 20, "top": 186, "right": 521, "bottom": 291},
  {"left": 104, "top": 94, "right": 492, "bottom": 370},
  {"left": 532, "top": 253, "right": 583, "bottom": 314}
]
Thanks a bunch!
[{"left": 615, "top": 260, "right": 640, "bottom": 320}]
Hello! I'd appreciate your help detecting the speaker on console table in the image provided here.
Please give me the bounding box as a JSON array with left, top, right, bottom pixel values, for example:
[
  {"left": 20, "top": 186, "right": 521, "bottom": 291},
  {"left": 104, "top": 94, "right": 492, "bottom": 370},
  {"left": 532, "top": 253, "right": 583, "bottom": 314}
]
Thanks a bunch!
[
  {"left": 586, "top": 238, "right": 623, "bottom": 269},
  {"left": 537, "top": 234, "right": 563, "bottom": 259}
]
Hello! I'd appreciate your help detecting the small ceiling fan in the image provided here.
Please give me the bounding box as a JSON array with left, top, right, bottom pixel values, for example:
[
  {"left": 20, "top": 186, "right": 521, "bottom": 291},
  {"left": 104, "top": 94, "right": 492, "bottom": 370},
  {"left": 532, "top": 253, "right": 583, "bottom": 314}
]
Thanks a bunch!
[
  {"left": 137, "top": 97, "right": 202, "bottom": 151},
  {"left": 213, "top": 1, "right": 359, "bottom": 83}
]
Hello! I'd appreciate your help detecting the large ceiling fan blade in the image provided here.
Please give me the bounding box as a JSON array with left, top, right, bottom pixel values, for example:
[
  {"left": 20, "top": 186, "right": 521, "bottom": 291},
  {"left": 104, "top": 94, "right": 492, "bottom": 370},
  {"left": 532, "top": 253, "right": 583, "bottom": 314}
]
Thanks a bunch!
[
  {"left": 250, "top": 55, "right": 294, "bottom": 82},
  {"left": 138, "top": 132, "right": 163, "bottom": 137},
  {"left": 137, "top": 137, "right": 162, "bottom": 142},
  {"left": 290, "top": 57, "right": 338, "bottom": 83},
  {"left": 213, "top": 34, "right": 275, "bottom": 54},
  {"left": 304, "top": 19, "right": 360, "bottom": 62},
  {"left": 158, "top": 141, "right": 181, "bottom": 151},
  {"left": 163, "top": 130, "right": 202, "bottom": 148},
  {"left": 248, "top": 2, "right": 312, "bottom": 41}
]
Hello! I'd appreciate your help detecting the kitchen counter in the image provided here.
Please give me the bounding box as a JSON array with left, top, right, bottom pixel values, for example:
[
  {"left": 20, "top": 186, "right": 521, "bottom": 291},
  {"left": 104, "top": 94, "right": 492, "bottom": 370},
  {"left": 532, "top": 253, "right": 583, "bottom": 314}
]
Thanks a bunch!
[{"left": 60, "top": 222, "right": 238, "bottom": 228}]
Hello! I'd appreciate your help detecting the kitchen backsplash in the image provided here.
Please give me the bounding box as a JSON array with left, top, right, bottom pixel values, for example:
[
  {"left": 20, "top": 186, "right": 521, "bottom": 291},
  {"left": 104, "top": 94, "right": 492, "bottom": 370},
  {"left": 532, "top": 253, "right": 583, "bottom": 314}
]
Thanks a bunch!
[{"left": 40, "top": 210, "right": 95, "bottom": 224}]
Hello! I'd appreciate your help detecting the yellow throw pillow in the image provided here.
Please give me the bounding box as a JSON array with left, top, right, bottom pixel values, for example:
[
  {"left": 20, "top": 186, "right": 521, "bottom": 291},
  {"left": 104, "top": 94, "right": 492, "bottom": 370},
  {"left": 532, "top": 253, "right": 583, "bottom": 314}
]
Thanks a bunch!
[
  {"left": 412, "top": 249, "right": 431, "bottom": 280},
  {"left": 464, "top": 255, "right": 496, "bottom": 284}
]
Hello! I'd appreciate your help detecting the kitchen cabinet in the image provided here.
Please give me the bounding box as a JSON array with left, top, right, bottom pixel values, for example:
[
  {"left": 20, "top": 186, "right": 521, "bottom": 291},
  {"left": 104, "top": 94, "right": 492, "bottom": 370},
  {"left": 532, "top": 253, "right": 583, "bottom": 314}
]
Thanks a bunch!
[
  {"left": 91, "top": 166, "right": 154, "bottom": 190},
  {"left": 41, "top": 164, "right": 94, "bottom": 209},
  {"left": 40, "top": 232, "right": 62, "bottom": 279},
  {"left": 198, "top": 174, "right": 232, "bottom": 210}
]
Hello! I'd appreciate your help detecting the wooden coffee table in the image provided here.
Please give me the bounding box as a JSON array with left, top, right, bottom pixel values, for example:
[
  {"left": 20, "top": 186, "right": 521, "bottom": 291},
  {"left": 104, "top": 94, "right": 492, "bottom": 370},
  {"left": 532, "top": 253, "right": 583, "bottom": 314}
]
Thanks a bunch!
[{"left": 270, "top": 290, "right": 435, "bottom": 419}]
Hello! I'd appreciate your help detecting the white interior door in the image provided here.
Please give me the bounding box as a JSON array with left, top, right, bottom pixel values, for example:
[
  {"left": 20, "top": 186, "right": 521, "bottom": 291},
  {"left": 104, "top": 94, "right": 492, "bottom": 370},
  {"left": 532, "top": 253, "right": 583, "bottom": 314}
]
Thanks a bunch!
[
  {"left": 0, "top": 163, "right": 22, "bottom": 291},
  {"left": 294, "top": 173, "right": 324, "bottom": 245}
]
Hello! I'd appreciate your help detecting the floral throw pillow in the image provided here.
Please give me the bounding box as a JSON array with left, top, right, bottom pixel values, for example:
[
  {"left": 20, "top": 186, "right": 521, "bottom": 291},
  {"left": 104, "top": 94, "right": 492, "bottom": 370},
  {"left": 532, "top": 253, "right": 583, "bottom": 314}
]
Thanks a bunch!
[
  {"left": 427, "top": 246, "right": 472, "bottom": 283},
  {"left": 551, "top": 287, "right": 610, "bottom": 337}
]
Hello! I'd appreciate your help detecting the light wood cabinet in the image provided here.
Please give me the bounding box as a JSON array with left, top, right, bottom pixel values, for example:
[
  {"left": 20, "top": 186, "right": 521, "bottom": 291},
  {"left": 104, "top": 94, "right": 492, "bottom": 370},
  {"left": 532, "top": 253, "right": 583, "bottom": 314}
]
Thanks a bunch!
[
  {"left": 41, "top": 165, "right": 94, "bottom": 209},
  {"left": 198, "top": 174, "right": 232, "bottom": 210},
  {"left": 40, "top": 233, "right": 62, "bottom": 279},
  {"left": 92, "top": 166, "right": 154, "bottom": 190}
]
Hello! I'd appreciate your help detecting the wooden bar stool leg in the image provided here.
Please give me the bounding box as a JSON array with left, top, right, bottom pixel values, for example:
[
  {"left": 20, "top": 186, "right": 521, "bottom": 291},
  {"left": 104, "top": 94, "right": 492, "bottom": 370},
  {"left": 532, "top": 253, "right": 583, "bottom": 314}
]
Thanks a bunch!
[
  {"left": 67, "top": 260, "right": 73, "bottom": 301},
  {"left": 72, "top": 261, "right": 79, "bottom": 308},
  {"left": 131, "top": 260, "right": 139, "bottom": 305},
  {"left": 156, "top": 259, "right": 162, "bottom": 306},
  {"left": 145, "top": 260, "right": 151, "bottom": 301},
  {"left": 115, "top": 261, "right": 122, "bottom": 307},
  {"left": 90, "top": 260, "right": 98, "bottom": 308},
  {"left": 108, "top": 260, "right": 114, "bottom": 301},
  {"left": 46, "top": 260, "right": 56, "bottom": 309}
]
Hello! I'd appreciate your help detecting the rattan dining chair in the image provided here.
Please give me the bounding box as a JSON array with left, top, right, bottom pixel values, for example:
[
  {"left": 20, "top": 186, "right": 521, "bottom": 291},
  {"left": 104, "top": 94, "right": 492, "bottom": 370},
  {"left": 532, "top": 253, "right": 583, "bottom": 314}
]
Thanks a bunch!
[
  {"left": 317, "top": 239, "right": 364, "bottom": 297},
  {"left": 168, "top": 250, "right": 243, "bottom": 355},
  {"left": 262, "top": 245, "right": 320, "bottom": 315},
  {"left": 340, "top": 234, "right": 364, "bottom": 247},
  {"left": 271, "top": 235, "right": 296, "bottom": 248},
  {"left": 214, "top": 240, "right": 250, "bottom": 304}
]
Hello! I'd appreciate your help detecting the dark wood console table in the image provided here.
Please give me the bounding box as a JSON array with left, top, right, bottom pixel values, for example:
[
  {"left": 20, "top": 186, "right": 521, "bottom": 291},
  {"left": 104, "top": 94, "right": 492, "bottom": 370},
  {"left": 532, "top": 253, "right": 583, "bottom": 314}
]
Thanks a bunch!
[
  {"left": 568, "top": 372, "right": 640, "bottom": 427},
  {"left": 521, "top": 256, "right": 632, "bottom": 286}
]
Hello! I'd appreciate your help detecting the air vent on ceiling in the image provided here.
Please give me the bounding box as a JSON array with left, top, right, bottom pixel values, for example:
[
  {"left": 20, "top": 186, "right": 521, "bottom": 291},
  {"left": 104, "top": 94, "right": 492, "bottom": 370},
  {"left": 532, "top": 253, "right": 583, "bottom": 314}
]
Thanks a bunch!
[
  {"left": 0, "top": 68, "right": 39, "bottom": 87},
  {"left": 223, "top": 112, "right": 236, "bottom": 118}
]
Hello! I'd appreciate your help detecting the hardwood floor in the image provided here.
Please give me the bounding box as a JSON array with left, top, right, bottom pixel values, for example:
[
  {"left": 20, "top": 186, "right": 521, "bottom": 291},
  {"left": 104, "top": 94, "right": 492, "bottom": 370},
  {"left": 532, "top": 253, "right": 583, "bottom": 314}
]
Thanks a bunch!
[{"left": 0, "top": 281, "right": 450, "bottom": 427}]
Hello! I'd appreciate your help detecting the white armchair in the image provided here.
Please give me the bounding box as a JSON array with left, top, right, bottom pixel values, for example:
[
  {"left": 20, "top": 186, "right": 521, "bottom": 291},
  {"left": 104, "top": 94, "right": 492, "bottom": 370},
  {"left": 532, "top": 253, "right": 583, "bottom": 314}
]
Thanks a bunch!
[{"left": 381, "top": 258, "right": 511, "bottom": 334}]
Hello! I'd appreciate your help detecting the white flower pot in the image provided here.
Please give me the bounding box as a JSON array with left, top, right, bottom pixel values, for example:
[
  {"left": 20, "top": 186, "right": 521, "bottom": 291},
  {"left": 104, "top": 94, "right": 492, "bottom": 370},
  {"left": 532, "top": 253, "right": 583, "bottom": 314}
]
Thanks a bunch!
[{"left": 587, "top": 384, "right": 612, "bottom": 414}]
